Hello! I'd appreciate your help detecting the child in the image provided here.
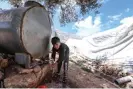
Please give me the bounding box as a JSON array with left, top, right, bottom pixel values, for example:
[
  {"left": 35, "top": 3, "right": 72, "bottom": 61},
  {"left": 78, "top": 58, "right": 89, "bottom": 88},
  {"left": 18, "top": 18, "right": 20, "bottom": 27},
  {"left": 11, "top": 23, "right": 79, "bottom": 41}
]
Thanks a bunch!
[
  {"left": 51, "top": 37, "right": 69, "bottom": 87},
  {"left": 51, "top": 37, "right": 69, "bottom": 75}
]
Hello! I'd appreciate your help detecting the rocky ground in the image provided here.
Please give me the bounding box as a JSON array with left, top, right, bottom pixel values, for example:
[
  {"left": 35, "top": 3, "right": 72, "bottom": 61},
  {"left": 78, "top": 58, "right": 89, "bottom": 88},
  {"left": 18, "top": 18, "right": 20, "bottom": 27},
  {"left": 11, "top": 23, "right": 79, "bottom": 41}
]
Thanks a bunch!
[
  {"left": 4, "top": 64, "right": 50, "bottom": 88},
  {"left": 0, "top": 42, "right": 122, "bottom": 88},
  {"left": 39, "top": 62, "right": 119, "bottom": 88},
  {"left": 68, "top": 62, "right": 119, "bottom": 88},
  {"left": 3, "top": 60, "right": 119, "bottom": 88}
]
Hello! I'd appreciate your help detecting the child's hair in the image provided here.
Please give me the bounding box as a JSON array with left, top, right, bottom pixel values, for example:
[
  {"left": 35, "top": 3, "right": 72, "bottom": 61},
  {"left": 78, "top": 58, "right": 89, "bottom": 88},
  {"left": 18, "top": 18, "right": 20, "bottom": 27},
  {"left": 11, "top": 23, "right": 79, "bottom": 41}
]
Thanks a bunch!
[{"left": 51, "top": 37, "right": 60, "bottom": 45}]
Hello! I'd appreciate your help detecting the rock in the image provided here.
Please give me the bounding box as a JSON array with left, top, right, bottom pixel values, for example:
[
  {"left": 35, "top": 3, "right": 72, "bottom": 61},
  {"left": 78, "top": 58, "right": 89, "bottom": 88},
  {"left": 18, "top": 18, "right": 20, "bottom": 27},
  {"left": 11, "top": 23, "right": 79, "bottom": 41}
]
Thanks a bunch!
[
  {"left": 0, "top": 59, "right": 8, "bottom": 68},
  {"left": 0, "top": 71, "right": 4, "bottom": 80},
  {"left": 33, "top": 66, "right": 41, "bottom": 73},
  {"left": 4, "top": 64, "right": 51, "bottom": 88},
  {"left": 126, "top": 82, "right": 133, "bottom": 88},
  {"left": 100, "top": 84, "right": 108, "bottom": 88},
  {"left": 19, "top": 69, "right": 33, "bottom": 74}
]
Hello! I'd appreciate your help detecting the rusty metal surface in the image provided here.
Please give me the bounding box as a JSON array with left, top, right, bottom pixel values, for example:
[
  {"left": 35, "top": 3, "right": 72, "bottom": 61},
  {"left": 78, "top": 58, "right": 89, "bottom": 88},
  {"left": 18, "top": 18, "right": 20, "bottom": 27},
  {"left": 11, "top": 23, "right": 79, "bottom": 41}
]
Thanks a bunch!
[
  {"left": 0, "top": 8, "right": 27, "bottom": 54},
  {"left": 0, "top": 6, "right": 52, "bottom": 59},
  {"left": 22, "top": 6, "right": 51, "bottom": 58}
]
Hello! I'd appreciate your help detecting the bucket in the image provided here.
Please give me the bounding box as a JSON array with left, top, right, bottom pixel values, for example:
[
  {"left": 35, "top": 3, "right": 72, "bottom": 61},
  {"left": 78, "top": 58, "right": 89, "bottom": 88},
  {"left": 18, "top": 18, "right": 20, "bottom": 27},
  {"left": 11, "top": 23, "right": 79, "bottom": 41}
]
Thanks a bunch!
[{"left": 38, "top": 85, "right": 47, "bottom": 88}]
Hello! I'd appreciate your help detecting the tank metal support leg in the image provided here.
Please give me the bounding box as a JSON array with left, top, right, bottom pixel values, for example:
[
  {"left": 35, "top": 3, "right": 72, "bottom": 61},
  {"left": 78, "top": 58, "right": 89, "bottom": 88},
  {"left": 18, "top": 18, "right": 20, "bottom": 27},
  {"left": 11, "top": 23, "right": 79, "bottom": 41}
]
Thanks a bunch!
[
  {"left": 0, "top": 69, "right": 5, "bottom": 88},
  {"left": 15, "top": 53, "right": 31, "bottom": 69}
]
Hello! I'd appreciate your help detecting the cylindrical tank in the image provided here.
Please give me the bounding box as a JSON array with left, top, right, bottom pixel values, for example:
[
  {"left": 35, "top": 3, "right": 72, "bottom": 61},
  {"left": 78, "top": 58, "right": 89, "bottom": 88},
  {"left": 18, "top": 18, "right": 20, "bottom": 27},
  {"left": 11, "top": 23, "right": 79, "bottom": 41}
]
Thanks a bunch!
[
  {"left": 114, "top": 76, "right": 133, "bottom": 85},
  {"left": 0, "top": 6, "right": 52, "bottom": 59}
]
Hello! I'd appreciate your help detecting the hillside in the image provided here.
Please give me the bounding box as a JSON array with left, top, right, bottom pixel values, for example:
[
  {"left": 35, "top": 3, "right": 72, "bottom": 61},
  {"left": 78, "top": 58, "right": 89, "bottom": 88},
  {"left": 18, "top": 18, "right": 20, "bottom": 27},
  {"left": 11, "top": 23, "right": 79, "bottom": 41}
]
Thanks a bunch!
[
  {"left": 56, "top": 29, "right": 82, "bottom": 43},
  {"left": 57, "top": 23, "right": 133, "bottom": 73}
]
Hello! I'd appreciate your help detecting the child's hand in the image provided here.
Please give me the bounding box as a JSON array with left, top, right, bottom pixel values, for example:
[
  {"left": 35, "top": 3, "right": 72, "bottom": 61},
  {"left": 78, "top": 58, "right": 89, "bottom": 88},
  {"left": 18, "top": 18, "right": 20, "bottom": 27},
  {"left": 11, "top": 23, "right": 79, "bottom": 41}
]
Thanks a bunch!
[
  {"left": 49, "top": 59, "right": 56, "bottom": 68},
  {"left": 49, "top": 59, "right": 54, "bottom": 64},
  {"left": 52, "top": 61, "right": 56, "bottom": 66},
  {"left": 53, "top": 61, "right": 56, "bottom": 64}
]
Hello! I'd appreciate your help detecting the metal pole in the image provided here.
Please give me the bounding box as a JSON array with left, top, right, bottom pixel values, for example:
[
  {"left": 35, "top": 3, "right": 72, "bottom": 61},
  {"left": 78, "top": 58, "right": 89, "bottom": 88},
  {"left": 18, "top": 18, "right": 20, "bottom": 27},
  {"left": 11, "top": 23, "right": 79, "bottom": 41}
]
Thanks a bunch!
[{"left": 0, "top": 69, "right": 5, "bottom": 88}]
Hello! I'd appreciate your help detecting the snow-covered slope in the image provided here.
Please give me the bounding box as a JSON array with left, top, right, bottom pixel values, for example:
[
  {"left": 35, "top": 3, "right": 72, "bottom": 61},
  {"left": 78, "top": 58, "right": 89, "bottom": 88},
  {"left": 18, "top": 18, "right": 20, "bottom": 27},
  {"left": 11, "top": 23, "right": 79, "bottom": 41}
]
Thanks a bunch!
[
  {"left": 66, "top": 23, "right": 133, "bottom": 71},
  {"left": 56, "top": 29, "right": 82, "bottom": 43}
]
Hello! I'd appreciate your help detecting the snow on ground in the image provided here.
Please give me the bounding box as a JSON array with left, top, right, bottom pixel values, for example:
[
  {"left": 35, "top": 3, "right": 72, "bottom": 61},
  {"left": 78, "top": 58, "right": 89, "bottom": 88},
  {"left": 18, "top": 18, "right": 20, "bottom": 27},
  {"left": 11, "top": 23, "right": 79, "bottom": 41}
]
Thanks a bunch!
[{"left": 66, "top": 23, "right": 133, "bottom": 72}]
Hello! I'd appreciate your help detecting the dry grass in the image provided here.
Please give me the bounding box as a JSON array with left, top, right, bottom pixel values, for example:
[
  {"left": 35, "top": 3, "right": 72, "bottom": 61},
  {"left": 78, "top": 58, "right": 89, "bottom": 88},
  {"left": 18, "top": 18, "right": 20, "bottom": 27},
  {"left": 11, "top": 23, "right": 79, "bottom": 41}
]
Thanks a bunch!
[
  {"left": 99, "top": 64, "right": 127, "bottom": 78},
  {"left": 70, "top": 54, "right": 127, "bottom": 80}
]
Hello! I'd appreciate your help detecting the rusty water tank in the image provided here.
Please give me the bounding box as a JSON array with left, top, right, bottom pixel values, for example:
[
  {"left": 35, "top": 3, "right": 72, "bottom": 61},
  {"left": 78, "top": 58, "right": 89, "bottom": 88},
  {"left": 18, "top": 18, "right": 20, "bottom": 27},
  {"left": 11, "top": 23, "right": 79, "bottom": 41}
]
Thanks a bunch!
[{"left": 0, "top": 6, "right": 52, "bottom": 59}]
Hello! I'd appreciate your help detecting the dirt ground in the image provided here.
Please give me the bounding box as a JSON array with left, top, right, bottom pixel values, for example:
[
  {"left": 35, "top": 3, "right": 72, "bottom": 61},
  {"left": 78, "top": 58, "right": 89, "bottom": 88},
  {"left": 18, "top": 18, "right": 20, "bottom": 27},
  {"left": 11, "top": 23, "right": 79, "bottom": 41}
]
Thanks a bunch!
[{"left": 40, "top": 62, "right": 119, "bottom": 88}]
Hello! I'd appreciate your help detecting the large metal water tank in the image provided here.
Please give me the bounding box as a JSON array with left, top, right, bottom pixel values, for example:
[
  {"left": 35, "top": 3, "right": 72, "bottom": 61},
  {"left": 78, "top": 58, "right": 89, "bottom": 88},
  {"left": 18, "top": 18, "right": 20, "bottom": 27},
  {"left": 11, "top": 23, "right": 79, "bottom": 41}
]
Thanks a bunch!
[{"left": 0, "top": 6, "right": 52, "bottom": 59}]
